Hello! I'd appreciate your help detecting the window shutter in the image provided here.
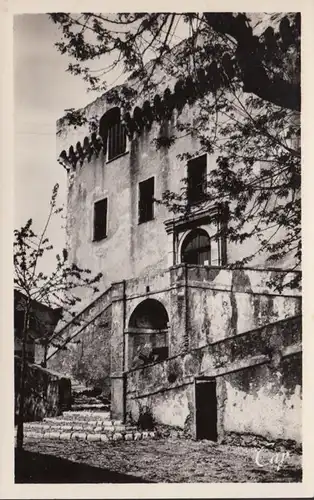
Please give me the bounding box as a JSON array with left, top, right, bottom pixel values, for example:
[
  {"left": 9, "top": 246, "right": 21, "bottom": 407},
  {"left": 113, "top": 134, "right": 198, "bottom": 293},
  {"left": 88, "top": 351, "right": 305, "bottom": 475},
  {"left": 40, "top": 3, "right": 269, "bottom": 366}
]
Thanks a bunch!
[
  {"left": 93, "top": 198, "right": 107, "bottom": 241},
  {"left": 139, "top": 177, "right": 154, "bottom": 223},
  {"left": 187, "top": 155, "right": 207, "bottom": 204}
]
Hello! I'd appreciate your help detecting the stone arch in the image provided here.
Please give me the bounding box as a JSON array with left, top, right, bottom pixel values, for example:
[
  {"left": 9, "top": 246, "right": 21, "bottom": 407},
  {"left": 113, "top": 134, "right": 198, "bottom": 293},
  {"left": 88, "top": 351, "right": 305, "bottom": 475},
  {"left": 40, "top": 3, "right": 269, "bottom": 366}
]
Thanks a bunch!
[
  {"left": 129, "top": 298, "right": 169, "bottom": 330},
  {"left": 127, "top": 299, "right": 169, "bottom": 369}
]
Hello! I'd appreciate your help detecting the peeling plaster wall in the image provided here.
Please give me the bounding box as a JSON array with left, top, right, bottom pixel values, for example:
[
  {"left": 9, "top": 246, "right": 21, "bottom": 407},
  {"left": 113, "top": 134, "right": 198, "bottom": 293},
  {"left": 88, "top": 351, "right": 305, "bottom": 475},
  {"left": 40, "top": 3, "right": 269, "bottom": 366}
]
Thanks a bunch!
[
  {"left": 123, "top": 267, "right": 301, "bottom": 360},
  {"left": 59, "top": 104, "right": 203, "bottom": 308},
  {"left": 185, "top": 267, "right": 301, "bottom": 349},
  {"left": 65, "top": 146, "right": 132, "bottom": 307},
  {"left": 127, "top": 384, "right": 194, "bottom": 430},
  {"left": 46, "top": 266, "right": 300, "bottom": 413},
  {"left": 58, "top": 84, "right": 298, "bottom": 312},
  {"left": 188, "top": 282, "right": 301, "bottom": 348},
  {"left": 126, "top": 316, "right": 301, "bottom": 443},
  {"left": 222, "top": 354, "right": 302, "bottom": 442}
]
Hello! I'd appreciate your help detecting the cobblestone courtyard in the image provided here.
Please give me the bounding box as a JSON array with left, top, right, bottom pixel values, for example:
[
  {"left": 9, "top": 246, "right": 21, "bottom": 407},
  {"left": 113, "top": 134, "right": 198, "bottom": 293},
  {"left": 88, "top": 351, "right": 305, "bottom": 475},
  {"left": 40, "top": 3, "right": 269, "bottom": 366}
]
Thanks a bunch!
[{"left": 16, "top": 438, "right": 302, "bottom": 483}]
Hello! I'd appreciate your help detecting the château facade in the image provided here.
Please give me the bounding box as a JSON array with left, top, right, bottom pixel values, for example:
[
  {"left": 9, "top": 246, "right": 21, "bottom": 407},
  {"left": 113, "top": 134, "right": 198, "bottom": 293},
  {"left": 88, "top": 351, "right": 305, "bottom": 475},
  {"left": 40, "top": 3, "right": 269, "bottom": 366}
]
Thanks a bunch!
[{"left": 48, "top": 73, "right": 302, "bottom": 446}]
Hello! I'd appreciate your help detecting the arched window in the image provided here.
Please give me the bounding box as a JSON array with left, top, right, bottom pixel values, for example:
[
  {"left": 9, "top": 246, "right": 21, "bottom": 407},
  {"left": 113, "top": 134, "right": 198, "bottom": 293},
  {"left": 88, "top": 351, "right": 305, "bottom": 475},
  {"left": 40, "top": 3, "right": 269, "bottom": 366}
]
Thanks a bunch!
[
  {"left": 99, "top": 107, "right": 127, "bottom": 161},
  {"left": 181, "top": 229, "right": 211, "bottom": 266}
]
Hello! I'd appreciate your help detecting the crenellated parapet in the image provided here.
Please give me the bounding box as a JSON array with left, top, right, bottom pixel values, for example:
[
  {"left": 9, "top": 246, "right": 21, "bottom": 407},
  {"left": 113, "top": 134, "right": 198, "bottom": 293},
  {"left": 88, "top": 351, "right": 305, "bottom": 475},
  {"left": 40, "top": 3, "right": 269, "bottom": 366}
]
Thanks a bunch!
[
  {"left": 57, "top": 56, "right": 236, "bottom": 170},
  {"left": 58, "top": 133, "right": 103, "bottom": 170},
  {"left": 57, "top": 13, "right": 300, "bottom": 171}
]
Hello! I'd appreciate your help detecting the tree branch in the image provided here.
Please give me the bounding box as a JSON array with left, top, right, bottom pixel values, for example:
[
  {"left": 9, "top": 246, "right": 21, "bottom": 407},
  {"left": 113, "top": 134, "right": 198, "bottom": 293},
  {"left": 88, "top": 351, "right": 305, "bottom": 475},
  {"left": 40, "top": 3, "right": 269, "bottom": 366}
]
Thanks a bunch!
[{"left": 203, "top": 13, "right": 300, "bottom": 112}]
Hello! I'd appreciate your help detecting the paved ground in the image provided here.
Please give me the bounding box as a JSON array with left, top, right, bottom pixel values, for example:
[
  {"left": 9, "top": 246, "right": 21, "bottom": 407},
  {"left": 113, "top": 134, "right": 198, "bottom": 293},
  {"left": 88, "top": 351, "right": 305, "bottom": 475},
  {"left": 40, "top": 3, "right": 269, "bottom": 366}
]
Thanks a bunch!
[{"left": 16, "top": 438, "right": 302, "bottom": 483}]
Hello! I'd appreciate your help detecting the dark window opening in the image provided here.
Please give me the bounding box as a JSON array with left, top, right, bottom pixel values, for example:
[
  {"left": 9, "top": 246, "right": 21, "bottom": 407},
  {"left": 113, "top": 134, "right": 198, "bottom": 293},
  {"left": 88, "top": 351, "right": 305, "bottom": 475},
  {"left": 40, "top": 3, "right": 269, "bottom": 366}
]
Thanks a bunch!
[
  {"left": 108, "top": 121, "right": 127, "bottom": 161},
  {"left": 139, "top": 177, "right": 154, "bottom": 223},
  {"left": 187, "top": 155, "right": 207, "bottom": 204},
  {"left": 99, "top": 107, "right": 127, "bottom": 162},
  {"left": 181, "top": 229, "right": 211, "bottom": 266},
  {"left": 93, "top": 198, "right": 107, "bottom": 241}
]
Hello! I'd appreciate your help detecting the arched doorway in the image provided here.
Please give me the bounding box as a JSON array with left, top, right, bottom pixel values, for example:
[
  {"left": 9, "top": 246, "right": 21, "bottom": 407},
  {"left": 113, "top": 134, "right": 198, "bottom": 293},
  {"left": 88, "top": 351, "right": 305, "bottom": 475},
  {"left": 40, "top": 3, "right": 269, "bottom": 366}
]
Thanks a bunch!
[
  {"left": 127, "top": 299, "right": 169, "bottom": 368},
  {"left": 181, "top": 229, "right": 211, "bottom": 266}
]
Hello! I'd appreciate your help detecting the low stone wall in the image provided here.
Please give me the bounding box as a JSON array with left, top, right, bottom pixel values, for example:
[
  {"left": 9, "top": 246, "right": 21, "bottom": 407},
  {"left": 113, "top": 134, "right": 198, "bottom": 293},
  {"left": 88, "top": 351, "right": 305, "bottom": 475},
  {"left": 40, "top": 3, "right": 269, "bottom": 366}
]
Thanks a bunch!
[
  {"left": 15, "top": 357, "right": 71, "bottom": 422},
  {"left": 126, "top": 316, "right": 302, "bottom": 445}
]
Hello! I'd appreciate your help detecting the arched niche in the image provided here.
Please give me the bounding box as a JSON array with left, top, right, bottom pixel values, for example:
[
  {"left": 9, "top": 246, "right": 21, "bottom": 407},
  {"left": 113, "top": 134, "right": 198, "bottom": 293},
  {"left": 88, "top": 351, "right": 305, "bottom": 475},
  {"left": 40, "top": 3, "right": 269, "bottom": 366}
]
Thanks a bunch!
[{"left": 127, "top": 299, "right": 169, "bottom": 369}]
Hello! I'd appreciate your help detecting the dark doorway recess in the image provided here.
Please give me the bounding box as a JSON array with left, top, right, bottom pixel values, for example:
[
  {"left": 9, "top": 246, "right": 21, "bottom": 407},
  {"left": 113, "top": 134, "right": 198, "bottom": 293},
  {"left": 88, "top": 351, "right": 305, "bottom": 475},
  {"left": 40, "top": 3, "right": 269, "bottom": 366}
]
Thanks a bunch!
[
  {"left": 195, "top": 377, "right": 217, "bottom": 441},
  {"left": 181, "top": 228, "right": 211, "bottom": 266}
]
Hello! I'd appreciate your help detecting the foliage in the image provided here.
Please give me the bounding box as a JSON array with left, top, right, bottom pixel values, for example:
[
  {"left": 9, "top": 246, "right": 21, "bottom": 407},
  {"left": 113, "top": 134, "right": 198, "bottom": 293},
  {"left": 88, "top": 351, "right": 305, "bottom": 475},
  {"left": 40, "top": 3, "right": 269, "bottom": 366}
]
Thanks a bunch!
[{"left": 50, "top": 12, "right": 301, "bottom": 288}]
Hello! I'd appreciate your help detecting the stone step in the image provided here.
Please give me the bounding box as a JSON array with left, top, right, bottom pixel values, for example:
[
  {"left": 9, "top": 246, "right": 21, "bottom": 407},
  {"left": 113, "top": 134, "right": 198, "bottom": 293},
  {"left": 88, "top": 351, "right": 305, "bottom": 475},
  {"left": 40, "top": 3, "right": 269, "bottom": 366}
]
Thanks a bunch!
[
  {"left": 73, "top": 398, "right": 104, "bottom": 404},
  {"left": 15, "top": 427, "right": 156, "bottom": 442},
  {"left": 44, "top": 417, "right": 121, "bottom": 427},
  {"left": 71, "top": 404, "right": 110, "bottom": 411},
  {"left": 70, "top": 380, "right": 92, "bottom": 392},
  {"left": 59, "top": 418, "right": 122, "bottom": 426},
  {"left": 43, "top": 418, "right": 132, "bottom": 427},
  {"left": 73, "top": 395, "right": 101, "bottom": 400},
  {"left": 72, "top": 399, "right": 103, "bottom": 404},
  {"left": 23, "top": 422, "right": 138, "bottom": 434},
  {"left": 61, "top": 411, "right": 112, "bottom": 421}
]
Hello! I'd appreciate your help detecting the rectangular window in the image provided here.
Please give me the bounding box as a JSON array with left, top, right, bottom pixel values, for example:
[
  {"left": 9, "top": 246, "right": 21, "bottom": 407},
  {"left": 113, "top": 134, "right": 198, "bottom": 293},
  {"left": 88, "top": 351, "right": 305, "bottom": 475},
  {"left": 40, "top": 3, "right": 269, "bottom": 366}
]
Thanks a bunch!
[
  {"left": 93, "top": 198, "right": 107, "bottom": 241},
  {"left": 107, "top": 122, "right": 127, "bottom": 161},
  {"left": 187, "top": 154, "right": 207, "bottom": 204},
  {"left": 139, "top": 177, "right": 154, "bottom": 224}
]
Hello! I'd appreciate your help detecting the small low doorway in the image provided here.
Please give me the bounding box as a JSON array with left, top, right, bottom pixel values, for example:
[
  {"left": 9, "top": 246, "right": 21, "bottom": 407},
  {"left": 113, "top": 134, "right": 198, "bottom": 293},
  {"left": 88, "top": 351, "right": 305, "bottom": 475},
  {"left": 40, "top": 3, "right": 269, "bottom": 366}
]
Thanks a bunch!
[{"left": 195, "top": 377, "right": 217, "bottom": 441}]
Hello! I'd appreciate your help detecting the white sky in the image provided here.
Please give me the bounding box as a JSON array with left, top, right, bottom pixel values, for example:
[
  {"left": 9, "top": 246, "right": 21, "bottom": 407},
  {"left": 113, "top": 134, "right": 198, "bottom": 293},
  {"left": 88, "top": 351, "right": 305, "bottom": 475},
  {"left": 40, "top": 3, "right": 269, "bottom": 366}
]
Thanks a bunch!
[
  {"left": 13, "top": 13, "right": 189, "bottom": 274},
  {"left": 14, "top": 15, "right": 80, "bottom": 261},
  {"left": 14, "top": 13, "right": 131, "bottom": 272}
]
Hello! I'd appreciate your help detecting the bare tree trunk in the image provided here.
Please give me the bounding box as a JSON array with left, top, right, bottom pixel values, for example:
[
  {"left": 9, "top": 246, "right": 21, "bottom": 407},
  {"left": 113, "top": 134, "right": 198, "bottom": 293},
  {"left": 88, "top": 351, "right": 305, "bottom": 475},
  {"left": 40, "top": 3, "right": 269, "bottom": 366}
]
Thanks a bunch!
[
  {"left": 42, "top": 342, "right": 48, "bottom": 368},
  {"left": 16, "top": 302, "right": 30, "bottom": 450}
]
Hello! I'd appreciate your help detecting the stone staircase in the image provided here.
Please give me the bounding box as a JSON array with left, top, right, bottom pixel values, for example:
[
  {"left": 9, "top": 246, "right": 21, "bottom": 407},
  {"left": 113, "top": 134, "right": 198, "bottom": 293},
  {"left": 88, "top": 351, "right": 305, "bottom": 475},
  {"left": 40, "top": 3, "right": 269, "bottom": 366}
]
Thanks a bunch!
[
  {"left": 69, "top": 380, "right": 111, "bottom": 412},
  {"left": 17, "top": 384, "right": 156, "bottom": 443},
  {"left": 19, "top": 410, "right": 156, "bottom": 443}
]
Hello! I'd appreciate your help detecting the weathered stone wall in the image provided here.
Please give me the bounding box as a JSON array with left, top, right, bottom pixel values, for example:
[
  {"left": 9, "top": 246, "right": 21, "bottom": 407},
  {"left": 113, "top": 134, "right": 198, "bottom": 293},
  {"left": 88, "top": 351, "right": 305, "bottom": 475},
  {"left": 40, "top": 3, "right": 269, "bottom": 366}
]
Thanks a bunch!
[
  {"left": 124, "top": 266, "right": 301, "bottom": 359},
  {"left": 15, "top": 357, "right": 71, "bottom": 422},
  {"left": 126, "top": 316, "right": 301, "bottom": 444},
  {"left": 45, "top": 266, "right": 300, "bottom": 419},
  {"left": 222, "top": 353, "right": 301, "bottom": 443},
  {"left": 184, "top": 266, "right": 301, "bottom": 348},
  {"left": 57, "top": 85, "right": 298, "bottom": 311},
  {"left": 48, "top": 305, "right": 112, "bottom": 397},
  {"left": 59, "top": 110, "right": 201, "bottom": 307}
]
